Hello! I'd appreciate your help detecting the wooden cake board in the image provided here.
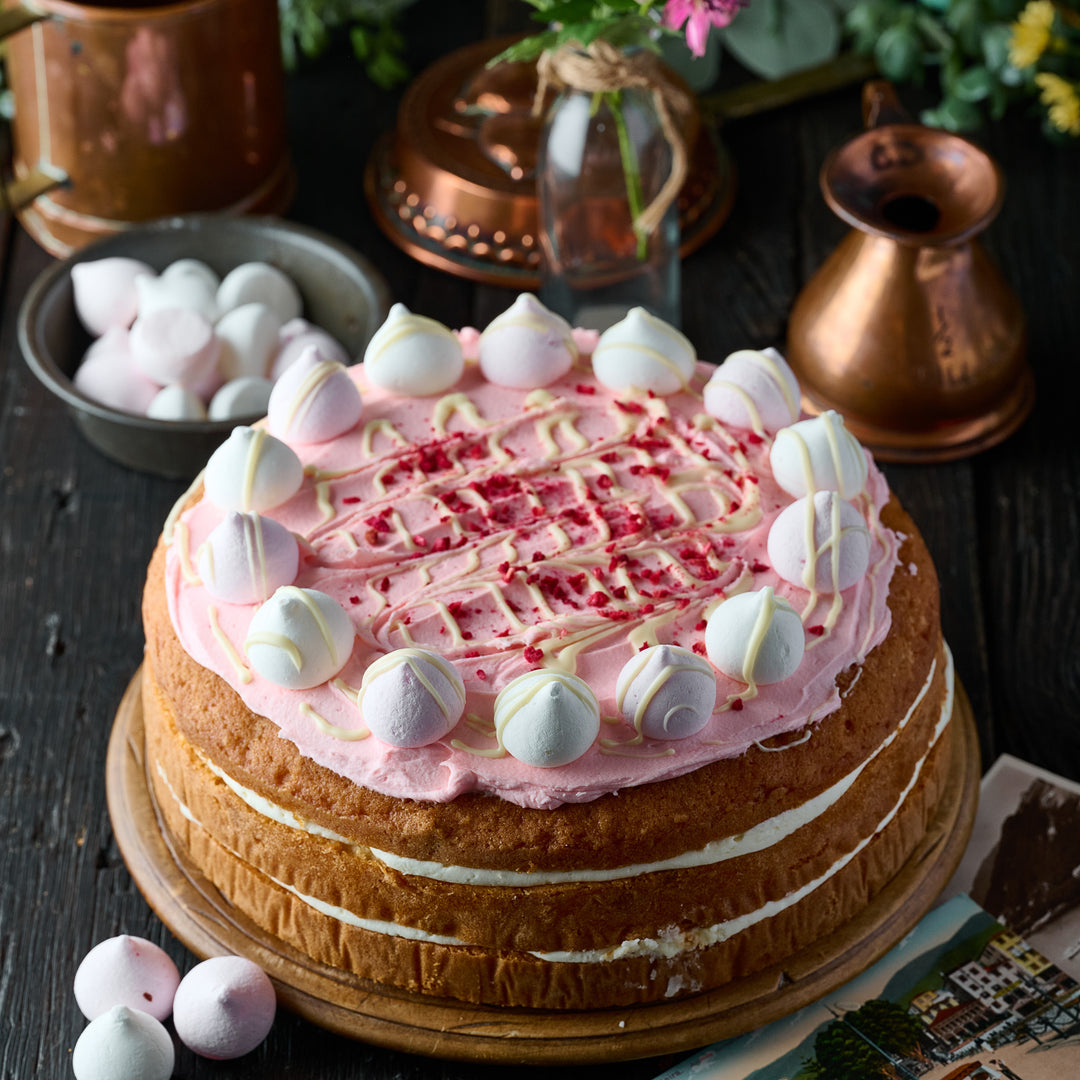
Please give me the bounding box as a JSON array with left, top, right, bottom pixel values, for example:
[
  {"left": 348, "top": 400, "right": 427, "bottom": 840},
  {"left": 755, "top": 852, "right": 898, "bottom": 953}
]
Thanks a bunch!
[{"left": 107, "top": 665, "right": 980, "bottom": 1065}]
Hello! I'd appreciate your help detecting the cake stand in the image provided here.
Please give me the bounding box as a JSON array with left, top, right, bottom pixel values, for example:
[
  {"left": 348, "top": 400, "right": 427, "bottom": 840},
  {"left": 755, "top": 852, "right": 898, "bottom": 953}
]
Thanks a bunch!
[{"left": 107, "top": 665, "right": 979, "bottom": 1065}]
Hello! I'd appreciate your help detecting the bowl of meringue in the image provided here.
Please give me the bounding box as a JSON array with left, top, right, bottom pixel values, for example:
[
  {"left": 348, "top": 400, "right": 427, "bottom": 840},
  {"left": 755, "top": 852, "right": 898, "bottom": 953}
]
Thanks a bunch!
[{"left": 18, "top": 214, "right": 391, "bottom": 478}]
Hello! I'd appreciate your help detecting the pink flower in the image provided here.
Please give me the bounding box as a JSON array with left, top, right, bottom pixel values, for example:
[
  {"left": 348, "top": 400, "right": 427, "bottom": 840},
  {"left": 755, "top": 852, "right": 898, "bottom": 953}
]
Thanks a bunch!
[{"left": 662, "top": 0, "right": 747, "bottom": 57}]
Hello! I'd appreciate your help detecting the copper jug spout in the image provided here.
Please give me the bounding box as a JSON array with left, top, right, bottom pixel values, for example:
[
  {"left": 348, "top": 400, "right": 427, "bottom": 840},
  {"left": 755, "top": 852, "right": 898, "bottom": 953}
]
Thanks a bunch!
[{"left": 786, "top": 82, "right": 1033, "bottom": 462}]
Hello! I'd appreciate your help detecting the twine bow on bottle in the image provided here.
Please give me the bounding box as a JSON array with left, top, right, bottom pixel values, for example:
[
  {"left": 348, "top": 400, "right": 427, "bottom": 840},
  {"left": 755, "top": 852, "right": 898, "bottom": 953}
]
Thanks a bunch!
[{"left": 532, "top": 40, "right": 693, "bottom": 239}]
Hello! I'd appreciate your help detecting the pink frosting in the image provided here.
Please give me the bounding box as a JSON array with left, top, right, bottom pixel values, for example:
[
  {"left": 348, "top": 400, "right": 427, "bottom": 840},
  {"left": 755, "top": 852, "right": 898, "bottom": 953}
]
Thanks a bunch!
[{"left": 165, "top": 361, "right": 899, "bottom": 809}]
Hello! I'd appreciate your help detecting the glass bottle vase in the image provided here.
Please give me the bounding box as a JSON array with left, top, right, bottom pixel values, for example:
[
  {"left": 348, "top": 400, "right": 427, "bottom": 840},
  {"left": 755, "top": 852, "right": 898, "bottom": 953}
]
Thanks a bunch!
[{"left": 536, "top": 85, "right": 681, "bottom": 332}]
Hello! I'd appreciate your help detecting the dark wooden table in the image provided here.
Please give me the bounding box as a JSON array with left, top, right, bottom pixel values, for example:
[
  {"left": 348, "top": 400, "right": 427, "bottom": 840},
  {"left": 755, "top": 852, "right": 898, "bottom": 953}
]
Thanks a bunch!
[{"left": 2, "top": 4, "right": 1078, "bottom": 1077}]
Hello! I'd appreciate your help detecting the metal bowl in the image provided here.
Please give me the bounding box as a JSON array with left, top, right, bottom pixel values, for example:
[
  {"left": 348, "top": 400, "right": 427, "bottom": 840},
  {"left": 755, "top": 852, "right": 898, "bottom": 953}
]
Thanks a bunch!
[{"left": 19, "top": 214, "right": 391, "bottom": 478}]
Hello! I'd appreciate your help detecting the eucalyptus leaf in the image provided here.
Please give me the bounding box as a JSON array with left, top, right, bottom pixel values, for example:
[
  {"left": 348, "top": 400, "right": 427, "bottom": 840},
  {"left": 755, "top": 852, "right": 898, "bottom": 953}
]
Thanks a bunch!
[
  {"left": 721, "top": 0, "right": 841, "bottom": 80},
  {"left": 937, "top": 94, "right": 984, "bottom": 129},
  {"left": 875, "top": 23, "right": 922, "bottom": 80},
  {"left": 981, "top": 24, "right": 1012, "bottom": 74},
  {"left": 952, "top": 64, "right": 994, "bottom": 101}
]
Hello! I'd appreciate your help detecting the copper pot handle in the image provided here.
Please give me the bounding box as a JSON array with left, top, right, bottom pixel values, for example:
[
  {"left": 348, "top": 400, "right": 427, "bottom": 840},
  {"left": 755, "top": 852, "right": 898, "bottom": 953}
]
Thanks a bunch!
[
  {"left": 0, "top": 2, "right": 68, "bottom": 215},
  {"left": 861, "top": 80, "right": 912, "bottom": 129},
  {"left": 0, "top": 3, "right": 48, "bottom": 41}
]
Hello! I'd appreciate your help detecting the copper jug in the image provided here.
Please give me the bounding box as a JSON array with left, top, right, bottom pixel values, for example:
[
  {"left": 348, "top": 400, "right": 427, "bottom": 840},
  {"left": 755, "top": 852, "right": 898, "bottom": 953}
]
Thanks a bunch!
[
  {"left": 786, "top": 82, "right": 1033, "bottom": 462},
  {"left": 0, "top": 0, "right": 294, "bottom": 257}
]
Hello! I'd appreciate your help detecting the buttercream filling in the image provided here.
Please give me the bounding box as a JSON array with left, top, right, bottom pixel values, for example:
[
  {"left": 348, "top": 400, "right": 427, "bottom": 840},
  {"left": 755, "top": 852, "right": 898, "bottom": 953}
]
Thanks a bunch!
[
  {"left": 151, "top": 648, "right": 953, "bottom": 963},
  {"left": 164, "top": 364, "right": 902, "bottom": 809},
  {"left": 184, "top": 646, "right": 943, "bottom": 887}
]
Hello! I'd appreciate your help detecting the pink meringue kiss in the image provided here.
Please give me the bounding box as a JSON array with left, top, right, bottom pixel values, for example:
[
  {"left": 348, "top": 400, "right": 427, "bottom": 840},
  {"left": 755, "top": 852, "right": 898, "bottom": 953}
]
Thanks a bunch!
[
  {"left": 615, "top": 645, "right": 717, "bottom": 741},
  {"left": 130, "top": 307, "right": 220, "bottom": 389},
  {"left": 703, "top": 347, "right": 801, "bottom": 435},
  {"left": 267, "top": 345, "right": 363, "bottom": 443},
  {"left": 197, "top": 511, "right": 300, "bottom": 605},
  {"left": 73, "top": 935, "right": 180, "bottom": 1022},
  {"left": 767, "top": 491, "right": 871, "bottom": 593},
  {"left": 358, "top": 648, "right": 466, "bottom": 748},
  {"left": 478, "top": 294, "right": 577, "bottom": 389},
  {"left": 71, "top": 257, "right": 153, "bottom": 336},
  {"left": 74, "top": 329, "right": 161, "bottom": 415},
  {"left": 172, "top": 955, "right": 276, "bottom": 1060},
  {"left": 271, "top": 319, "right": 351, "bottom": 380}
]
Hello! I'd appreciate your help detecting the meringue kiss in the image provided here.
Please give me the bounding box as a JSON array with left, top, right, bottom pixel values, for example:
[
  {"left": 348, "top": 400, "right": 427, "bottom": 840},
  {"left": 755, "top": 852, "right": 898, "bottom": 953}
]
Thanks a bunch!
[
  {"left": 478, "top": 293, "right": 577, "bottom": 389},
  {"left": 495, "top": 670, "right": 600, "bottom": 767},
  {"left": 267, "top": 345, "right": 363, "bottom": 443},
  {"left": 359, "top": 648, "right": 466, "bottom": 747},
  {"left": 705, "top": 587, "right": 805, "bottom": 685},
  {"left": 244, "top": 586, "right": 354, "bottom": 689},
  {"left": 197, "top": 511, "right": 300, "bottom": 605},
  {"left": 363, "top": 303, "right": 464, "bottom": 396},
  {"left": 615, "top": 645, "right": 717, "bottom": 740}
]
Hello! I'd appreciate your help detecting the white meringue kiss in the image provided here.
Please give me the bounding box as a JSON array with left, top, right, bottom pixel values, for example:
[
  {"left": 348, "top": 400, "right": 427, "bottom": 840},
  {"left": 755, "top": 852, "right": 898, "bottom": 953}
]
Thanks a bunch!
[
  {"left": 769, "top": 411, "right": 868, "bottom": 500},
  {"left": 358, "top": 648, "right": 466, "bottom": 748},
  {"left": 215, "top": 302, "right": 283, "bottom": 381},
  {"left": 767, "top": 491, "right": 871, "bottom": 594},
  {"left": 208, "top": 376, "right": 275, "bottom": 421},
  {"left": 478, "top": 293, "right": 577, "bottom": 389},
  {"left": 135, "top": 269, "right": 217, "bottom": 322},
  {"left": 72, "top": 1005, "right": 174, "bottom": 1080},
  {"left": 705, "top": 587, "right": 804, "bottom": 685},
  {"left": 73, "top": 935, "right": 180, "bottom": 1022},
  {"left": 71, "top": 257, "right": 153, "bottom": 336},
  {"left": 703, "top": 347, "right": 801, "bottom": 435},
  {"left": 267, "top": 345, "right": 363, "bottom": 443},
  {"left": 146, "top": 384, "right": 207, "bottom": 421},
  {"left": 161, "top": 258, "right": 220, "bottom": 294},
  {"left": 615, "top": 645, "right": 717, "bottom": 740},
  {"left": 592, "top": 307, "right": 696, "bottom": 395},
  {"left": 204, "top": 427, "right": 303, "bottom": 513},
  {"left": 495, "top": 670, "right": 600, "bottom": 768},
  {"left": 363, "top": 303, "right": 464, "bottom": 396},
  {"left": 244, "top": 586, "right": 354, "bottom": 689},
  {"left": 197, "top": 511, "right": 300, "bottom": 605},
  {"left": 217, "top": 262, "right": 302, "bottom": 323},
  {"left": 172, "top": 956, "right": 276, "bottom": 1060}
]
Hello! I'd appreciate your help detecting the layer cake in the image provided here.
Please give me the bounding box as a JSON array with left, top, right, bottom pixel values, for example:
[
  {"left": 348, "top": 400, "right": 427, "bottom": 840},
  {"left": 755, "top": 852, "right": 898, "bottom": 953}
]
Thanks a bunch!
[{"left": 141, "top": 301, "right": 953, "bottom": 1010}]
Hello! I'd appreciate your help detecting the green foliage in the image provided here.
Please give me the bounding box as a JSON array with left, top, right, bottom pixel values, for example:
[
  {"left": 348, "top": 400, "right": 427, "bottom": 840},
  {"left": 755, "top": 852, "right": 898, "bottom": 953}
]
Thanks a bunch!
[
  {"left": 845, "top": 0, "right": 1032, "bottom": 132},
  {"left": 278, "top": 0, "right": 413, "bottom": 86},
  {"left": 722, "top": 0, "right": 843, "bottom": 80},
  {"left": 489, "top": 1, "right": 667, "bottom": 66}
]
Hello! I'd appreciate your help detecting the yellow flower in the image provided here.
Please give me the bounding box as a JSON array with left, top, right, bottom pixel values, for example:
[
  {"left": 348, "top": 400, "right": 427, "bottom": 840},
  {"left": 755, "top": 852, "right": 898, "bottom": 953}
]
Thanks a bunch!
[
  {"left": 1035, "top": 73, "right": 1080, "bottom": 136},
  {"left": 1009, "top": 0, "right": 1058, "bottom": 68}
]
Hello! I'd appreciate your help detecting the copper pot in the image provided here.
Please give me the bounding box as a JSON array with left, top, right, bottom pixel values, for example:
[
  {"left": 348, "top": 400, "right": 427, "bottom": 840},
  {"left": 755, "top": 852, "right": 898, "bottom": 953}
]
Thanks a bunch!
[
  {"left": 1, "top": 0, "right": 294, "bottom": 256},
  {"left": 786, "top": 82, "right": 1033, "bottom": 462}
]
